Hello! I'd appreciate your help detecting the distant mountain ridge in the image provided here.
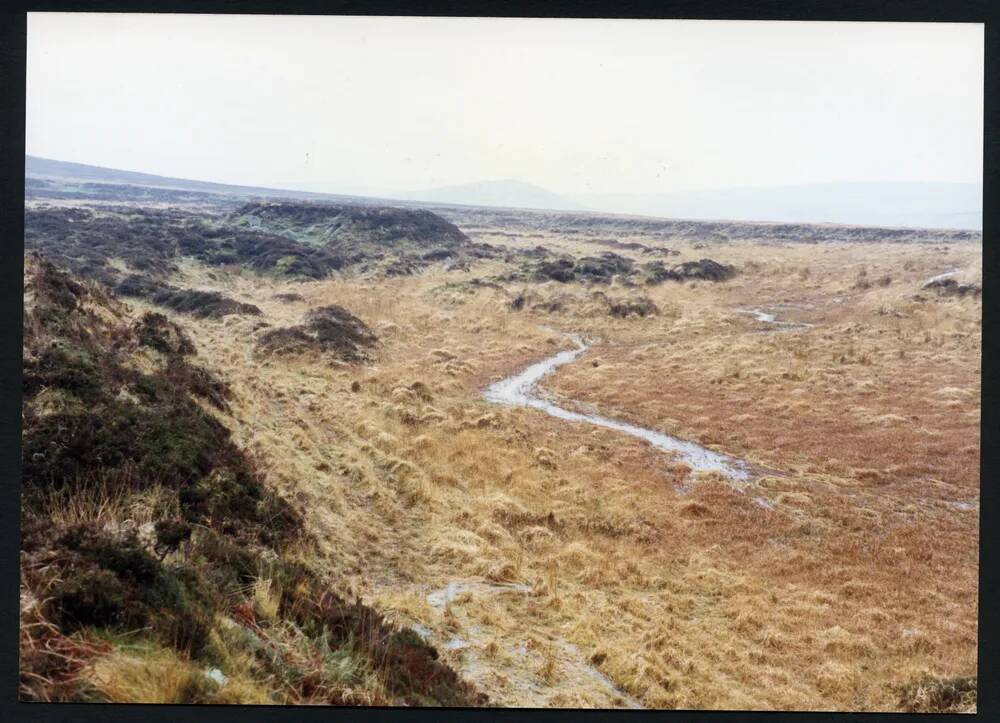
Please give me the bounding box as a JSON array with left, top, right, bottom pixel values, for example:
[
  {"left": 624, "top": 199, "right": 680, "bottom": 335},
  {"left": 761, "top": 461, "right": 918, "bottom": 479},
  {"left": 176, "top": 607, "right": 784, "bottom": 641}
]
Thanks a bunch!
[
  {"left": 25, "top": 156, "right": 981, "bottom": 230},
  {"left": 25, "top": 155, "right": 374, "bottom": 204}
]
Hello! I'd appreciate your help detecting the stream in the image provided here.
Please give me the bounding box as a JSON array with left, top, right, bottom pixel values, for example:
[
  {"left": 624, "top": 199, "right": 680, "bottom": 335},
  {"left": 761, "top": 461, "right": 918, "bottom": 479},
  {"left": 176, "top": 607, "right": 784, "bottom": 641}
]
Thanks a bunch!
[
  {"left": 463, "top": 294, "right": 974, "bottom": 703},
  {"left": 483, "top": 335, "right": 751, "bottom": 484}
]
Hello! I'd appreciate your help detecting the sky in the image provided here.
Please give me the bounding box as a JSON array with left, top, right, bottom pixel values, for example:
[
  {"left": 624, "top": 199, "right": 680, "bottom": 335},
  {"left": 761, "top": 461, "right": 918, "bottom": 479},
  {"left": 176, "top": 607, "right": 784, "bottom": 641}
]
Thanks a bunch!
[{"left": 26, "top": 14, "right": 984, "bottom": 196}]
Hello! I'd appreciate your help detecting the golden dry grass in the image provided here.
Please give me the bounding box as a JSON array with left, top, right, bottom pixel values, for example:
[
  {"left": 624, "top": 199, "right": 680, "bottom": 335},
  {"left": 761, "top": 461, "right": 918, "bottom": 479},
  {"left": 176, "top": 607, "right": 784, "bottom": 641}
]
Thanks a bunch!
[
  {"left": 89, "top": 642, "right": 276, "bottom": 704},
  {"left": 104, "top": 233, "right": 981, "bottom": 710}
]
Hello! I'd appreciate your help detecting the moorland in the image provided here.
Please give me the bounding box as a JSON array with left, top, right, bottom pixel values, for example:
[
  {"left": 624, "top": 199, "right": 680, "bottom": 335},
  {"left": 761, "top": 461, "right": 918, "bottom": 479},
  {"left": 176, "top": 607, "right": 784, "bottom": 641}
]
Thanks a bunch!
[{"left": 20, "top": 163, "right": 981, "bottom": 711}]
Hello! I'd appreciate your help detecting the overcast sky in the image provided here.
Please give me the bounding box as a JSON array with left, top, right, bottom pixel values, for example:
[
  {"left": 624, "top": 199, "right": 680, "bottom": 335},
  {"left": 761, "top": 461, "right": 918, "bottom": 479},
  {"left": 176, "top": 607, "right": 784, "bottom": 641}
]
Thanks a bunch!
[{"left": 26, "top": 14, "right": 984, "bottom": 196}]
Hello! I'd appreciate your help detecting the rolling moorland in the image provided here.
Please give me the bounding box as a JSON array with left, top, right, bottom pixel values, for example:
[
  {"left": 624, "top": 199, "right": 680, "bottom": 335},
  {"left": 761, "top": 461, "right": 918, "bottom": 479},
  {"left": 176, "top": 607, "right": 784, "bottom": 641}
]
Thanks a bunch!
[{"left": 20, "top": 163, "right": 981, "bottom": 711}]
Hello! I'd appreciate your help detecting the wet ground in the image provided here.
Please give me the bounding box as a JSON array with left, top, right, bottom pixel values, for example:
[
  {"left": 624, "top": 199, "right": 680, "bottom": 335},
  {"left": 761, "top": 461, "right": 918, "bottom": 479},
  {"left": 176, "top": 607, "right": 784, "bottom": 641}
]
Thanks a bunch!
[{"left": 483, "top": 335, "right": 752, "bottom": 484}]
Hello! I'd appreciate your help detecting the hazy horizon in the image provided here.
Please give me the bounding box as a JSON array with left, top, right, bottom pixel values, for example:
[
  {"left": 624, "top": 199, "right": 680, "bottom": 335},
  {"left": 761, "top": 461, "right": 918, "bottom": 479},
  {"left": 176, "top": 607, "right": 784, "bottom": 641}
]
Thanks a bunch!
[
  {"left": 24, "top": 152, "right": 983, "bottom": 229},
  {"left": 27, "top": 14, "right": 983, "bottom": 200}
]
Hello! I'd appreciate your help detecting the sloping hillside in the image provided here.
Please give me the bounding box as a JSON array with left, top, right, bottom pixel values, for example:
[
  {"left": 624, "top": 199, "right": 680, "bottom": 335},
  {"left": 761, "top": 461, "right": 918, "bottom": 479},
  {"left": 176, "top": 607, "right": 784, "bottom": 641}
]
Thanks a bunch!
[
  {"left": 20, "top": 255, "right": 481, "bottom": 706},
  {"left": 23, "top": 202, "right": 495, "bottom": 296}
]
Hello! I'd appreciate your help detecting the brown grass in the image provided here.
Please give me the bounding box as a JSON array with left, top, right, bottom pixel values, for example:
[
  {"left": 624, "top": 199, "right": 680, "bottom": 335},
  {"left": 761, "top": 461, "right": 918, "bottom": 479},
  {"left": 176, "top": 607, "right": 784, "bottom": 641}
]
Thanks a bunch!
[{"left": 58, "top": 231, "right": 979, "bottom": 710}]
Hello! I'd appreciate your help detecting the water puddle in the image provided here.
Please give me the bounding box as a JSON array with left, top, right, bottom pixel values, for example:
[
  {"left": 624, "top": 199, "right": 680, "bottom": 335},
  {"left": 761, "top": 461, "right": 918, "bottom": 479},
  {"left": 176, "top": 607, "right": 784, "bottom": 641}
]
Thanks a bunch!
[
  {"left": 417, "top": 578, "right": 643, "bottom": 707},
  {"left": 443, "top": 636, "right": 470, "bottom": 650},
  {"left": 738, "top": 307, "right": 814, "bottom": 332},
  {"left": 411, "top": 622, "right": 433, "bottom": 640},
  {"left": 426, "top": 580, "right": 532, "bottom": 610},
  {"left": 947, "top": 500, "right": 977, "bottom": 513},
  {"left": 484, "top": 337, "right": 751, "bottom": 484},
  {"left": 924, "top": 268, "right": 960, "bottom": 286},
  {"left": 560, "top": 641, "right": 644, "bottom": 709}
]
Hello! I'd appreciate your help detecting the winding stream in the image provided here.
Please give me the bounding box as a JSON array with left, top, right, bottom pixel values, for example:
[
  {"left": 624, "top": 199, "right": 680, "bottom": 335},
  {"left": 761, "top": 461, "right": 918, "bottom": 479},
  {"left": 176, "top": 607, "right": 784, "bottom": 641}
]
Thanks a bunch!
[{"left": 484, "top": 336, "right": 751, "bottom": 484}]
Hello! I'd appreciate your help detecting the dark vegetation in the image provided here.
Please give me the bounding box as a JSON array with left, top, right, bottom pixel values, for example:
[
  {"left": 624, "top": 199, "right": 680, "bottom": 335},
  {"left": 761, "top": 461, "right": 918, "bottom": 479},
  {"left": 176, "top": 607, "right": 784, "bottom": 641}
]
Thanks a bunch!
[
  {"left": 607, "top": 297, "right": 659, "bottom": 318},
  {"left": 24, "top": 206, "right": 186, "bottom": 284},
  {"left": 587, "top": 237, "right": 679, "bottom": 256},
  {"left": 257, "top": 305, "right": 377, "bottom": 362},
  {"left": 509, "top": 288, "right": 659, "bottom": 318},
  {"left": 24, "top": 205, "right": 346, "bottom": 286},
  {"left": 897, "top": 675, "right": 977, "bottom": 713},
  {"left": 642, "top": 258, "right": 735, "bottom": 283},
  {"left": 922, "top": 277, "right": 982, "bottom": 297},
  {"left": 437, "top": 205, "right": 982, "bottom": 245},
  {"left": 179, "top": 225, "right": 345, "bottom": 278},
  {"left": 500, "top": 250, "right": 734, "bottom": 286},
  {"left": 25, "top": 177, "right": 241, "bottom": 206},
  {"left": 20, "top": 256, "right": 480, "bottom": 705},
  {"left": 233, "top": 201, "right": 503, "bottom": 275},
  {"left": 24, "top": 201, "right": 495, "bottom": 297},
  {"left": 235, "top": 201, "right": 470, "bottom": 249},
  {"left": 117, "top": 275, "right": 262, "bottom": 319}
]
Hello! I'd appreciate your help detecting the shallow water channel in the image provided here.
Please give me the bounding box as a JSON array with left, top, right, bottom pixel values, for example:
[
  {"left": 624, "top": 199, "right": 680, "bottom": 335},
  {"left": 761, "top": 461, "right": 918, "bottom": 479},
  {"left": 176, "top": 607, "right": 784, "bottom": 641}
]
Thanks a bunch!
[{"left": 483, "top": 335, "right": 751, "bottom": 484}]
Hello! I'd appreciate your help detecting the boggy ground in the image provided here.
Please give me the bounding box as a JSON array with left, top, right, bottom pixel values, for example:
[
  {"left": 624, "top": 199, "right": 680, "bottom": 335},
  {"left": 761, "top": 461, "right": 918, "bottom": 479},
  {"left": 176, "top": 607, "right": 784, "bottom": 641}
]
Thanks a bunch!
[{"left": 138, "top": 226, "right": 980, "bottom": 710}]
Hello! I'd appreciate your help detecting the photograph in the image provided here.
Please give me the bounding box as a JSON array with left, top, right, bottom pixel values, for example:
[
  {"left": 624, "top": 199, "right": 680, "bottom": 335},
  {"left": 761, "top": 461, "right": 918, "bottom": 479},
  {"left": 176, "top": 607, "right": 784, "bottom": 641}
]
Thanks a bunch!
[{"left": 18, "top": 12, "right": 983, "bottom": 712}]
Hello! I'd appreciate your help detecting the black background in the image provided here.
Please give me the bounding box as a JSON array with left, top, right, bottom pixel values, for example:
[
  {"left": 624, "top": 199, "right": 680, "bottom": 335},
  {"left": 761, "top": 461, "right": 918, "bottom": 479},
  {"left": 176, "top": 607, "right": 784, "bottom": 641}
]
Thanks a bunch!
[{"left": 0, "top": 2, "right": 995, "bottom": 721}]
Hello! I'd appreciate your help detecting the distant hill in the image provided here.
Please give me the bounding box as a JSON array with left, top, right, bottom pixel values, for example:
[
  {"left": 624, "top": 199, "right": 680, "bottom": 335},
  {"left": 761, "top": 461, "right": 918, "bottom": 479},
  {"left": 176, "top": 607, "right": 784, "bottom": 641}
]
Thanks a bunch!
[
  {"left": 25, "top": 156, "right": 981, "bottom": 231},
  {"left": 571, "top": 182, "right": 982, "bottom": 231},
  {"left": 27, "top": 155, "right": 269, "bottom": 195},
  {"left": 399, "top": 179, "right": 584, "bottom": 212},
  {"left": 24, "top": 155, "right": 377, "bottom": 204}
]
